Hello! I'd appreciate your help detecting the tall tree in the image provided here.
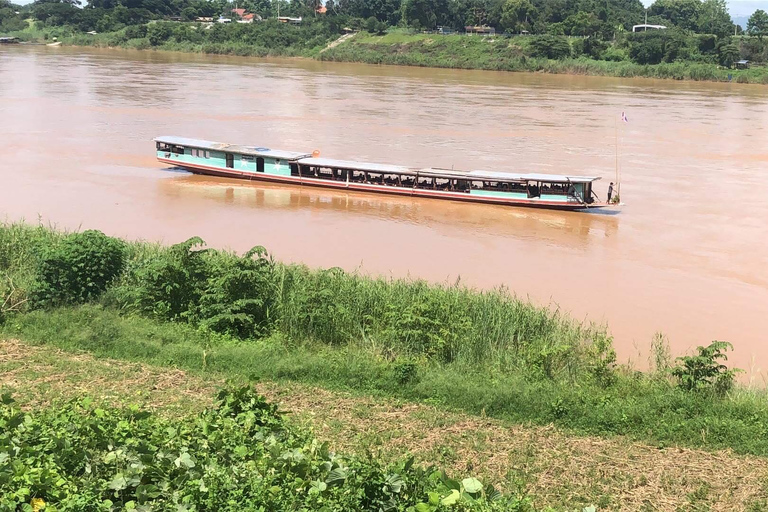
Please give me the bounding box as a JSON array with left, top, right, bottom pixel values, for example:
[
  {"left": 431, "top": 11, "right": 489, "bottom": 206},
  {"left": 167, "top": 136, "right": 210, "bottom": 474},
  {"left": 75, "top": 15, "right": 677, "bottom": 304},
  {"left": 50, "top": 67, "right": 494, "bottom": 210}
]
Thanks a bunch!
[
  {"left": 500, "top": 0, "right": 536, "bottom": 32},
  {"left": 747, "top": 9, "right": 768, "bottom": 39},
  {"left": 649, "top": 0, "right": 701, "bottom": 31},
  {"left": 401, "top": 0, "right": 449, "bottom": 29},
  {"left": 697, "top": 0, "right": 733, "bottom": 37}
]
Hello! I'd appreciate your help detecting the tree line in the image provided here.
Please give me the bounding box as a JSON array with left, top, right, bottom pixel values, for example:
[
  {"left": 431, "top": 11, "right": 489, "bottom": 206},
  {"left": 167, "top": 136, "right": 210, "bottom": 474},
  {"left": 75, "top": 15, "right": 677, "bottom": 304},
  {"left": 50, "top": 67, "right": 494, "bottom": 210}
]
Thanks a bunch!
[{"left": 2, "top": 0, "right": 768, "bottom": 66}]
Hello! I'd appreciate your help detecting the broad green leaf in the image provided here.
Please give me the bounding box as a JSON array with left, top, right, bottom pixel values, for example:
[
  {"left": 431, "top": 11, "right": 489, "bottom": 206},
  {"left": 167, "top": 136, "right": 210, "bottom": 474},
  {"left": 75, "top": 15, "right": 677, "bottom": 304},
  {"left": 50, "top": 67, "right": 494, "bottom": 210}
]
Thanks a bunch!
[
  {"left": 108, "top": 474, "right": 128, "bottom": 491},
  {"left": 326, "top": 468, "right": 347, "bottom": 485},
  {"left": 440, "top": 472, "right": 460, "bottom": 491},
  {"left": 441, "top": 489, "right": 461, "bottom": 506},
  {"left": 461, "top": 477, "right": 482, "bottom": 494},
  {"left": 175, "top": 452, "right": 196, "bottom": 469},
  {"left": 414, "top": 503, "right": 433, "bottom": 512},
  {"left": 386, "top": 473, "right": 404, "bottom": 493}
]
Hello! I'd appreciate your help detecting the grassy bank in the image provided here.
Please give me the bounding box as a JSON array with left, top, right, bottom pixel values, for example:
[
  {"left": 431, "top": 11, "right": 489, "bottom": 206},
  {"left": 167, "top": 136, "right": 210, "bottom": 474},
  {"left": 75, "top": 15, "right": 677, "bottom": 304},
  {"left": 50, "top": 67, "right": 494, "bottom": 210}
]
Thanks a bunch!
[
  {"left": 4, "top": 305, "right": 768, "bottom": 458},
  {"left": 5, "top": 338, "right": 768, "bottom": 510},
  {"left": 2, "top": 222, "right": 768, "bottom": 460},
  {"left": 319, "top": 32, "right": 768, "bottom": 83},
  {"left": 7, "top": 23, "right": 768, "bottom": 84}
]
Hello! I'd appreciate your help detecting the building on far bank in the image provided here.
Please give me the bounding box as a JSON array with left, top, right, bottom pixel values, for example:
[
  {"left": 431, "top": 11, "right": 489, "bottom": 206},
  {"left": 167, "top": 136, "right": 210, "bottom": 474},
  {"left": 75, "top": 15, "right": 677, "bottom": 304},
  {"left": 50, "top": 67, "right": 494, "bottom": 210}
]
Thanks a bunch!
[
  {"left": 632, "top": 24, "right": 667, "bottom": 32},
  {"left": 277, "top": 17, "right": 302, "bottom": 25},
  {"left": 465, "top": 25, "right": 495, "bottom": 35}
]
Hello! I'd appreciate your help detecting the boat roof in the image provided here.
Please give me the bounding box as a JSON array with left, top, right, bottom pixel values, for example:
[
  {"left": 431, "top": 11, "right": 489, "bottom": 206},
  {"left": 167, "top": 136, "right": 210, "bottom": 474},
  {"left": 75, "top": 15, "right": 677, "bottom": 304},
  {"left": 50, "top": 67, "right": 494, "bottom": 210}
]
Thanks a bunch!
[
  {"left": 297, "top": 157, "right": 412, "bottom": 174},
  {"left": 468, "top": 171, "right": 601, "bottom": 183},
  {"left": 155, "top": 137, "right": 601, "bottom": 183},
  {"left": 154, "top": 136, "right": 311, "bottom": 161}
]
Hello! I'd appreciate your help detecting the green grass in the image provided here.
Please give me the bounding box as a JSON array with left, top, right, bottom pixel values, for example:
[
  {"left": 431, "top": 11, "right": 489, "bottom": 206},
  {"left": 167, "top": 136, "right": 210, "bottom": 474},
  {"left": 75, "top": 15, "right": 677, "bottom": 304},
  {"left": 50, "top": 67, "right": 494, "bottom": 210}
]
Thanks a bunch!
[
  {"left": 317, "top": 31, "right": 768, "bottom": 84},
  {"left": 4, "top": 221, "right": 768, "bottom": 459},
  {"left": 5, "top": 305, "right": 768, "bottom": 458}
]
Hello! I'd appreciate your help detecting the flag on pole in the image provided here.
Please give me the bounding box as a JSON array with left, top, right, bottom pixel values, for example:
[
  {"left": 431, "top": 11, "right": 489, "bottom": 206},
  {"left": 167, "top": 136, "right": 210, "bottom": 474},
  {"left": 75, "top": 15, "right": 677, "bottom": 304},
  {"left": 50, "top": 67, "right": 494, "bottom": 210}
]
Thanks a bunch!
[{"left": 621, "top": 111, "right": 629, "bottom": 123}]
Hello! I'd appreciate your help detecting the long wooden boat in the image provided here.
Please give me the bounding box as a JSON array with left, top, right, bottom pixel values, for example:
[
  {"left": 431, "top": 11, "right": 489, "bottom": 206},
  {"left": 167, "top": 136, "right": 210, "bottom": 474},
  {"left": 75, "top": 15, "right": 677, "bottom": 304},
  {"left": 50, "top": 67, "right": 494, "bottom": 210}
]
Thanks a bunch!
[{"left": 154, "top": 136, "right": 618, "bottom": 211}]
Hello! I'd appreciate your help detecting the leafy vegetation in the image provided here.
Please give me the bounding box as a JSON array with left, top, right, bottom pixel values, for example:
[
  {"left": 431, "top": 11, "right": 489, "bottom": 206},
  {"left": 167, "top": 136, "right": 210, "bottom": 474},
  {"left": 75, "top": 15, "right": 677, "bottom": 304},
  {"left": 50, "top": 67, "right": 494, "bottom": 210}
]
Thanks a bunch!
[
  {"left": 30, "top": 229, "right": 126, "bottom": 308},
  {"left": 3, "top": 0, "right": 768, "bottom": 82},
  {"left": 672, "top": 340, "right": 741, "bottom": 394},
  {"left": 0, "top": 384, "right": 529, "bottom": 510},
  {"left": 3, "top": 222, "right": 768, "bottom": 461}
]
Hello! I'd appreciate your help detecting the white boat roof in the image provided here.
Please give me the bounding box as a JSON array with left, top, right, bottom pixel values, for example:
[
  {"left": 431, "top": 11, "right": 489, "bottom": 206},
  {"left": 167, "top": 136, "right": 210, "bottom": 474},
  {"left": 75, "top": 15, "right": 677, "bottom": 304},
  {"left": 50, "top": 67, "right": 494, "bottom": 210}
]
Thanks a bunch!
[
  {"left": 469, "top": 170, "right": 601, "bottom": 183},
  {"left": 155, "top": 137, "right": 601, "bottom": 183},
  {"left": 154, "top": 136, "right": 311, "bottom": 161},
  {"left": 297, "top": 157, "right": 412, "bottom": 174}
]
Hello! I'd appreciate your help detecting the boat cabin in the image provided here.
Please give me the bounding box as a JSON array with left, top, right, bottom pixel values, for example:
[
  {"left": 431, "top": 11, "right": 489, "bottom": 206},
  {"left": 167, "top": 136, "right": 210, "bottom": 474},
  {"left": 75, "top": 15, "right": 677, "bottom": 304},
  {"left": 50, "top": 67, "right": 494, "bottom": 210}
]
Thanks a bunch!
[{"left": 154, "top": 136, "right": 310, "bottom": 176}]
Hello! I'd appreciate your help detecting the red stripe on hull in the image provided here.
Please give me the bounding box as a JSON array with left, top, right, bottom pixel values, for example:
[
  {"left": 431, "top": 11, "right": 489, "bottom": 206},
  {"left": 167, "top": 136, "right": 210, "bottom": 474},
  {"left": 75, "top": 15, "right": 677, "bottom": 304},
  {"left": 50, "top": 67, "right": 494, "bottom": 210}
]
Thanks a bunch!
[{"left": 158, "top": 158, "right": 609, "bottom": 211}]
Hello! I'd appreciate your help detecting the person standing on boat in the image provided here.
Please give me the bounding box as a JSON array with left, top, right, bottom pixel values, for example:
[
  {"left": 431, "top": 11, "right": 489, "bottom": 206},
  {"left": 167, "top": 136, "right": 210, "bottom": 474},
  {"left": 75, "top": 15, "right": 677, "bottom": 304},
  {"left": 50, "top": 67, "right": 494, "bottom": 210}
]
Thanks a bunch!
[{"left": 607, "top": 182, "right": 614, "bottom": 203}]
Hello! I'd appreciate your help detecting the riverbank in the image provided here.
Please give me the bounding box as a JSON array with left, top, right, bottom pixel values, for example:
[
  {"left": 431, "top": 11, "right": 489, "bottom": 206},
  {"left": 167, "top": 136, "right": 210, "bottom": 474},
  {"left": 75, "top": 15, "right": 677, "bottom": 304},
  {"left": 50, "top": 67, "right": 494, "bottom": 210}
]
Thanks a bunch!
[
  {"left": 320, "top": 32, "right": 768, "bottom": 84},
  {"left": 7, "top": 24, "right": 768, "bottom": 84},
  {"left": 4, "top": 337, "right": 768, "bottom": 510},
  {"left": 2, "top": 222, "right": 768, "bottom": 457}
]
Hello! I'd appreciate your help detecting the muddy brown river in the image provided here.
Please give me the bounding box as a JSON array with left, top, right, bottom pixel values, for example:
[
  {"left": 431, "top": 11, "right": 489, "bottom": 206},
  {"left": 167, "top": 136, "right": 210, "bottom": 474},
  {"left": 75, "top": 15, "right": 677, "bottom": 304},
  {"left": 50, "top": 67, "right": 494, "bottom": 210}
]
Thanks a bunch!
[{"left": 2, "top": 46, "right": 767, "bottom": 375}]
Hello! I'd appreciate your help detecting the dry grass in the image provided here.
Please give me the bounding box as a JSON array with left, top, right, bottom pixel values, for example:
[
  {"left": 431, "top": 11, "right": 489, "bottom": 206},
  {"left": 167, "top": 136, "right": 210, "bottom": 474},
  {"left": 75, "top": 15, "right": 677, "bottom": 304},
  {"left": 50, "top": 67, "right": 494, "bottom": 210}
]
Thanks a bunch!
[
  {"left": 0, "top": 338, "right": 217, "bottom": 416},
  {"left": 2, "top": 338, "right": 768, "bottom": 511}
]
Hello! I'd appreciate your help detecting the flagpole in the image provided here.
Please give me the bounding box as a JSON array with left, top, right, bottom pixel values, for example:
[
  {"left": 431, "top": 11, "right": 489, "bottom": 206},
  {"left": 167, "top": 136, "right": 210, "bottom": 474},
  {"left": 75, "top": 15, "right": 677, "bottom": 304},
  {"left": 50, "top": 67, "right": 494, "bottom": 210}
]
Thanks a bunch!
[{"left": 614, "top": 115, "right": 619, "bottom": 202}]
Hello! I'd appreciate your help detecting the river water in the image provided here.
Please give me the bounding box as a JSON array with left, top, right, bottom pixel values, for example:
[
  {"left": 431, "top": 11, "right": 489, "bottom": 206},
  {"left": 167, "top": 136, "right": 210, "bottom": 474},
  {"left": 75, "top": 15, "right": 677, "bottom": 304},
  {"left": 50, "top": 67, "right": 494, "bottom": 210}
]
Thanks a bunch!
[{"left": 2, "top": 46, "right": 767, "bottom": 376}]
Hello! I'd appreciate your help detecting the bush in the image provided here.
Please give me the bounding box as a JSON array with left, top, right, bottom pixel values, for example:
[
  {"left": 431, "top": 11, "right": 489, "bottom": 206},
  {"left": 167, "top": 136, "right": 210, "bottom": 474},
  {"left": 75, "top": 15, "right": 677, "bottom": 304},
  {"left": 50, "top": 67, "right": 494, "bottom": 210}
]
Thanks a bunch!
[
  {"left": 124, "top": 23, "right": 147, "bottom": 39},
  {"left": 113, "top": 237, "right": 208, "bottom": 321},
  {"left": 528, "top": 35, "right": 571, "bottom": 59},
  {"left": 30, "top": 230, "right": 125, "bottom": 308},
  {"left": 147, "top": 21, "right": 173, "bottom": 46},
  {"left": 672, "top": 341, "right": 741, "bottom": 394},
  {"left": 193, "top": 246, "right": 276, "bottom": 338},
  {"left": 571, "top": 37, "right": 608, "bottom": 59},
  {"left": 601, "top": 46, "right": 629, "bottom": 61}
]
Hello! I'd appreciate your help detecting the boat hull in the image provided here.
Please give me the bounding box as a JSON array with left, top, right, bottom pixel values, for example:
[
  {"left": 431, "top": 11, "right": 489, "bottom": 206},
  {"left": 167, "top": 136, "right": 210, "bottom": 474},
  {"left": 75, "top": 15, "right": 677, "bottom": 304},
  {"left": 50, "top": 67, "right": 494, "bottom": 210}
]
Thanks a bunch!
[{"left": 158, "top": 158, "right": 614, "bottom": 212}]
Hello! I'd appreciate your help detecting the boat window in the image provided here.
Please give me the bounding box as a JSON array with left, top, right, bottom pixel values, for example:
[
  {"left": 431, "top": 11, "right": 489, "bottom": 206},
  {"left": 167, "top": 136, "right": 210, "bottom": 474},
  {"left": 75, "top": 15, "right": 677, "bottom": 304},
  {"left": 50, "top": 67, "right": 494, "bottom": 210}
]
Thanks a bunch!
[
  {"left": 455, "top": 180, "right": 470, "bottom": 192},
  {"left": 290, "top": 163, "right": 298, "bottom": 176},
  {"left": 225, "top": 153, "right": 234, "bottom": 169},
  {"left": 416, "top": 177, "right": 432, "bottom": 189},
  {"left": 173, "top": 146, "right": 185, "bottom": 155},
  {"left": 257, "top": 157, "right": 265, "bottom": 172},
  {"left": 471, "top": 181, "right": 484, "bottom": 189},
  {"left": 205, "top": 151, "right": 210, "bottom": 159}
]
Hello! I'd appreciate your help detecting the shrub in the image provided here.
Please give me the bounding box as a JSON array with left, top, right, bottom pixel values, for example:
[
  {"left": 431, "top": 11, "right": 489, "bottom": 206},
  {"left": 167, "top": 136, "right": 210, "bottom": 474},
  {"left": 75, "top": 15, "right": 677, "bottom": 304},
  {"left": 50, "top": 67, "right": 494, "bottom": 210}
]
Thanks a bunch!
[
  {"left": 193, "top": 246, "right": 277, "bottom": 338},
  {"left": 601, "top": 46, "right": 629, "bottom": 61},
  {"left": 124, "top": 23, "right": 147, "bottom": 39},
  {"left": 528, "top": 35, "right": 571, "bottom": 59},
  {"left": 30, "top": 230, "right": 125, "bottom": 308},
  {"left": 672, "top": 341, "right": 741, "bottom": 394},
  {"left": 114, "top": 237, "right": 208, "bottom": 321},
  {"left": 147, "top": 21, "right": 173, "bottom": 46}
]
